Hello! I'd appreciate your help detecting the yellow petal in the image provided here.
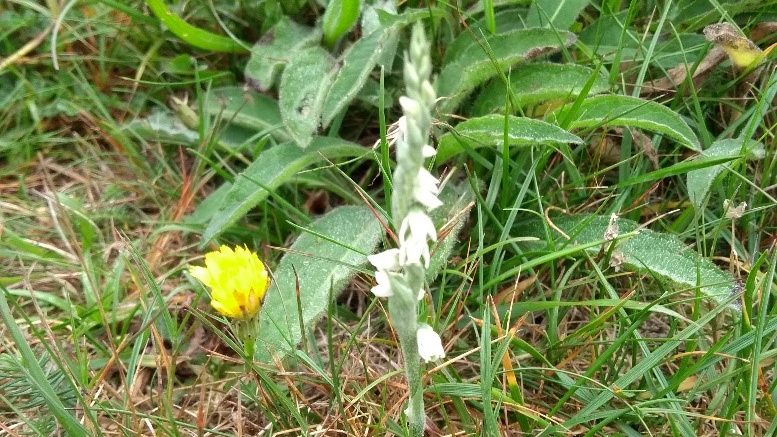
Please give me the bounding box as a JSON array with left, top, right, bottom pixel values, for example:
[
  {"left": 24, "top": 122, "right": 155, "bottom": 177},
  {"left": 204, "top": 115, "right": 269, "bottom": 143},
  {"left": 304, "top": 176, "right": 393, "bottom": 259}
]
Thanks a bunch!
[
  {"left": 188, "top": 266, "right": 212, "bottom": 288},
  {"left": 188, "top": 245, "right": 270, "bottom": 319},
  {"left": 211, "top": 298, "right": 243, "bottom": 319}
]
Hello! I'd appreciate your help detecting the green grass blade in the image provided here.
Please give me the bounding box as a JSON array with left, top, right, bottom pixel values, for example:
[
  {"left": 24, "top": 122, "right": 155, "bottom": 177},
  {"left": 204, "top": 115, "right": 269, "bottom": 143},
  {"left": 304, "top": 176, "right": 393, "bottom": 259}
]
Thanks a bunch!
[
  {"left": 0, "top": 287, "right": 90, "bottom": 436},
  {"left": 144, "top": 0, "right": 247, "bottom": 53}
]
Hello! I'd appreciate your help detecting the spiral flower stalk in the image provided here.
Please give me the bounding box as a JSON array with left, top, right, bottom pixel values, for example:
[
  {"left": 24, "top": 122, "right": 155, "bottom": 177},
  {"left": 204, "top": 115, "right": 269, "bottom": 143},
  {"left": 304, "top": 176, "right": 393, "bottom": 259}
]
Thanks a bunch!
[{"left": 367, "top": 23, "right": 444, "bottom": 436}]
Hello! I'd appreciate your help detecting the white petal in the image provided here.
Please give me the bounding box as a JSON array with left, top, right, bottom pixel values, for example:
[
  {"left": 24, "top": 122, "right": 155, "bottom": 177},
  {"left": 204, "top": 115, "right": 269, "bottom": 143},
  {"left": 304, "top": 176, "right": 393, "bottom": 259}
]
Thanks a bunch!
[
  {"left": 422, "top": 145, "right": 437, "bottom": 158},
  {"left": 389, "top": 116, "right": 407, "bottom": 145},
  {"left": 368, "top": 249, "right": 401, "bottom": 271},
  {"left": 414, "top": 170, "right": 442, "bottom": 210},
  {"left": 416, "top": 288, "right": 425, "bottom": 300},
  {"left": 399, "top": 238, "right": 431, "bottom": 268},
  {"left": 399, "top": 96, "right": 421, "bottom": 117},
  {"left": 398, "top": 211, "right": 437, "bottom": 268},
  {"left": 416, "top": 169, "right": 440, "bottom": 194},
  {"left": 415, "top": 189, "right": 443, "bottom": 211},
  {"left": 421, "top": 82, "right": 437, "bottom": 106},
  {"left": 416, "top": 324, "right": 445, "bottom": 362},
  {"left": 400, "top": 210, "right": 437, "bottom": 243},
  {"left": 370, "top": 271, "right": 393, "bottom": 297}
]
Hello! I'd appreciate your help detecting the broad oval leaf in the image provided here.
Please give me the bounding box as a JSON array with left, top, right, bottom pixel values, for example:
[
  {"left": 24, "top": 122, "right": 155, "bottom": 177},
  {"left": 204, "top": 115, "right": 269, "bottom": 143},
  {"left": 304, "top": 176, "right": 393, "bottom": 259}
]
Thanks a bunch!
[
  {"left": 522, "top": 215, "right": 738, "bottom": 306},
  {"left": 437, "top": 28, "right": 576, "bottom": 115},
  {"left": 245, "top": 17, "right": 321, "bottom": 92},
  {"left": 578, "top": 10, "right": 639, "bottom": 61},
  {"left": 125, "top": 111, "right": 263, "bottom": 151},
  {"left": 687, "top": 138, "right": 765, "bottom": 209},
  {"left": 360, "top": 0, "right": 400, "bottom": 70},
  {"left": 205, "top": 87, "right": 287, "bottom": 140},
  {"left": 185, "top": 182, "right": 232, "bottom": 225},
  {"left": 556, "top": 94, "right": 701, "bottom": 151},
  {"left": 202, "top": 137, "right": 369, "bottom": 242},
  {"left": 472, "top": 63, "right": 610, "bottom": 116},
  {"left": 525, "top": 0, "right": 590, "bottom": 30},
  {"left": 255, "top": 206, "right": 383, "bottom": 363},
  {"left": 436, "top": 115, "right": 583, "bottom": 162},
  {"left": 321, "top": 27, "right": 395, "bottom": 126},
  {"left": 279, "top": 47, "right": 336, "bottom": 148},
  {"left": 124, "top": 110, "right": 199, "bottom": 145}
]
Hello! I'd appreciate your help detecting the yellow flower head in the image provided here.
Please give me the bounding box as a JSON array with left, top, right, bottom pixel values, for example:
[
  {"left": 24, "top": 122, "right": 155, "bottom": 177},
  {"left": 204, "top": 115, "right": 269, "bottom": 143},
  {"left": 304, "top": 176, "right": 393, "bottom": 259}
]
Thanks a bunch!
[{"left": 189, "top": 245, "right": 269, "bottom": 319}]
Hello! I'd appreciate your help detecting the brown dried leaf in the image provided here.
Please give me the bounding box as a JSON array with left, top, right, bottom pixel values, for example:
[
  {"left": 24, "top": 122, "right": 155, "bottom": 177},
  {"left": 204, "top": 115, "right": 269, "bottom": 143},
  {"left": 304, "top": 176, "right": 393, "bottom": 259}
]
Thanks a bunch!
[
  {"left": 751, "top": 22, "right": 777, "bottom": 43},
  {"left": 640, "top": 47, "right": 726, "bottom": 95}
]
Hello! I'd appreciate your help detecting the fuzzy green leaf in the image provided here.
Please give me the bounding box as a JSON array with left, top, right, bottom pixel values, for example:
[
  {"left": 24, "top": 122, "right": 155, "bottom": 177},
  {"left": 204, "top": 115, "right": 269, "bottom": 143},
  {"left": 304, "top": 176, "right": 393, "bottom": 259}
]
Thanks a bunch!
[
  {"left": 556, "top": 94, "right": 701, "bottom": 151},
  {"left": 526, "top": 0, "right": 590, "bottom": 30},
  {"left": 279, "top": 47, "right": 336, "bottom": 148},
  {"left": 124, "top": 107, "right": 275, "bottom": 151},
  {"left": 244, "top": 17, "right": 321, "bottom": 92},
  {"left": 124, "top": 110, "right": 199, "bottom": 144},
  {"left": 321, "top": 26, "right": 395, "bottom": 126},
  {"left": 436, "top": 114, "right": 583, "bottom": 162},
  {"left": 523, "top": 215, "right": 738, "bottom": 306},
  {"left": 687, "top": 138, "right": 765, "bottom": 209},
  {"left": 360, "top": 0, "right": 400, "bottom": 69},
  {"left": 202, "top": 138, "right": 369, "bottom": 242},
  {"left": 255, "top": 206, "right": 383, "bottom": 362},
  {"left": 437, "top": 28, "right": 576, "bottom": 115},
  {"left": 472, "top": 63, "right": 609, "bottom": 115},
  {"left": 185, "top": 182, "right": 232, "bottom": 225},
  {"left": 204, "top": 87, "right": 286, "bottom": 140}
]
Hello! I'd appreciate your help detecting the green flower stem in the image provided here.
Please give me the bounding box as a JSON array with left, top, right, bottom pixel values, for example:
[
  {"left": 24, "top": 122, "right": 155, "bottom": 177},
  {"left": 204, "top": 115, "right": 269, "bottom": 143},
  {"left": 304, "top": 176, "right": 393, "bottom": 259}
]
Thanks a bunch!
[
  {"left": 388, "top": 280, "right": 424, "bottom": 436},
  {"left": 385, "top": 23, "right": 435, "bottom": 436},
  {"left": 239, "top": 319, "right": 256, "bottom": 372}
]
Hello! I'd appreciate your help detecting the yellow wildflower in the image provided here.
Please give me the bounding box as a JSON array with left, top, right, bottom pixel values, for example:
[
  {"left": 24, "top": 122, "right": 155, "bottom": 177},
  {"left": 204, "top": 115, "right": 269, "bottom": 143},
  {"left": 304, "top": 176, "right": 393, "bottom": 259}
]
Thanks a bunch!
[{"left": 189, "top": 245, "right": 269, "bottom": 319}]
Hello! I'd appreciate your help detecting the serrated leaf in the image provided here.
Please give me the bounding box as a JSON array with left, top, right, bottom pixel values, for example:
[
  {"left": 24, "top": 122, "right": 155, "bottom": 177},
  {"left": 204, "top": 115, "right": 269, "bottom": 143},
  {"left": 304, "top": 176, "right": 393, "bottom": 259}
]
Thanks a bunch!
[
  {"left": 244, "top": 17, "right": 321, "bottom": 91},
  {"left": 436, "top": 115, "right": 583, "bottom": 162},
  {"left": 202, "top": 137, "right": 369, "bottom": 242},
  {"left": 557, "top": 94, "right": 700, "bottom": 151},
  {"left": 437, "top": 28, "right": 576, "bottom": 115},
  {"left": 522, "top": 215, "right": 737, "bottom": 306},
  {"left": 526, "top": 0, "right": 589, "bottom": 30},
  {"left": 279, "top": 47, "right": 336, "bottom": 148},
  {"left": 205, "top": 87, "right": 286, "bottom": 141},
  {"left": 321, "top": 27, "right": 394, "bottom": 126},
  {"left": 255, "top": 206, "right": 383, "bottom": 362},
  {"left": 687, "top": 138, "right": 765, "bottom": 209},
  {"left": 472, "top": 63, "right": 609, "bottom": 115}
]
